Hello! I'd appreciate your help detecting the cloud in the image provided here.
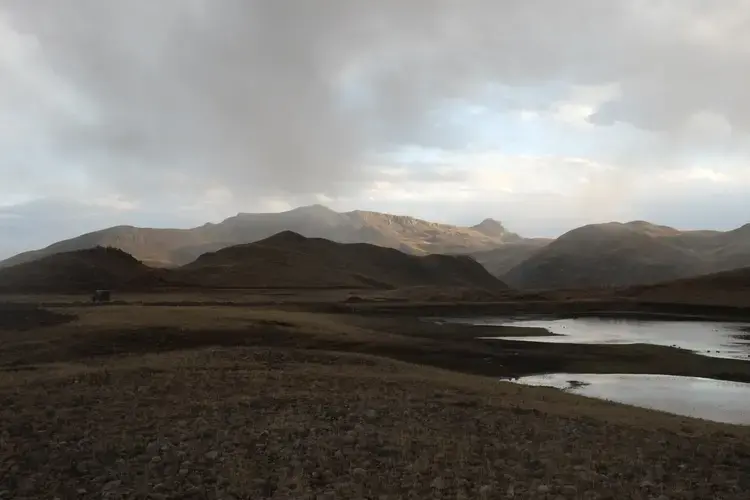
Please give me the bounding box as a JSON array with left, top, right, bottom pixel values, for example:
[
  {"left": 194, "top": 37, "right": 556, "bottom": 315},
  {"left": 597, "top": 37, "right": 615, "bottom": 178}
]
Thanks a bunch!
[
  {"left": 1, "top": 1, "right": 750, "bottom": 253},
  {"left": 350, "top": 149, "right": 750, "bottom": 235},
  {"left": 3, "top": 1, "right": 750, "bottom": 198},
  {"left": 1, "top": 149, "right": 748, "bottom": 258}
]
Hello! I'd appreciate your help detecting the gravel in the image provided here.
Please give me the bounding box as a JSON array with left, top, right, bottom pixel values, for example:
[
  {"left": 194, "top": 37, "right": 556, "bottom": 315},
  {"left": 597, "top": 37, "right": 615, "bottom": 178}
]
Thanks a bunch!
[{"left": 0, "top": 347, "right": 748, "bottom": 499}]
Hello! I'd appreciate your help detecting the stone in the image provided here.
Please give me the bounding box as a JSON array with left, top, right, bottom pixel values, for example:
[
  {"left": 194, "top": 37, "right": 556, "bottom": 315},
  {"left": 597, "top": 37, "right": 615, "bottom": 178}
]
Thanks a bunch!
[
  {"left": 563, "top": 485, "right": 578, "bottom": 496},
  {"left": 431, "top": 477, "right": 446, "bottom": 490},
  {"left": 102, "top": 480, "right": 121, "bottom": 492},
  {"left": 146, "top": 441, "right": 160, "bottom": 456}
]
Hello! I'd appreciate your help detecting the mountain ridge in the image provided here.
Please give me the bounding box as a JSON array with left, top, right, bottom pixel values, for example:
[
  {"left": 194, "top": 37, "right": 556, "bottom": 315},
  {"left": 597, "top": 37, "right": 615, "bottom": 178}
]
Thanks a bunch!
[
  {"left": 0, "top": 233, "right": 507, "bottom": 292},
  {"left": 3, "top": 206, "right": 749, "bottom": 291},
  {"left": 503, "top": 220, "right": 750, "bottom": 290},
  {"left": 0, "top": 205, "right": 522, "bottom": 269},
  {"left": 176, "top": 230, "right": 507, "bottom": 290}
]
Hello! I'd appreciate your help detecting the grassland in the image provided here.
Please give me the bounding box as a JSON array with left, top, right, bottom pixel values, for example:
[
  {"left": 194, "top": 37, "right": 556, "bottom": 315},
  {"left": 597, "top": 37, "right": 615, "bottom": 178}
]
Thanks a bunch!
[{"left": 1, "top": 296, "right": 749, "bottom": 498}]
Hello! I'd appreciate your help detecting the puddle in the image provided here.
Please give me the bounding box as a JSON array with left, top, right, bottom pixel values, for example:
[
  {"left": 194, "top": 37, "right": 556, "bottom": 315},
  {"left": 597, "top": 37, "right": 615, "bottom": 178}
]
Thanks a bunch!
[
  {"left": 460, "top": 316, "right": 750, "bottom": 360},
  {"left": 512, "top": 373, "right": 750, "bottom": 425}
]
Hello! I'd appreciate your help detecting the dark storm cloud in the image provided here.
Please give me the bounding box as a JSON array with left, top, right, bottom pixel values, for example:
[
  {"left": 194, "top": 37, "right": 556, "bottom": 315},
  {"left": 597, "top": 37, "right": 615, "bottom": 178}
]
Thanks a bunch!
[{"left": 2, "top": 0, "right": 749, "bottom": 200}]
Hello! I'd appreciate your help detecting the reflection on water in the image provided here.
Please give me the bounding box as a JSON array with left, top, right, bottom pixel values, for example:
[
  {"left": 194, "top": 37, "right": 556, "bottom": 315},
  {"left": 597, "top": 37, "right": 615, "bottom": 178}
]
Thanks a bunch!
[
  {"left": 469, "top": 317, "right": 750, "bottom": 360},
  {"left": 512, "top": 373, "right": 750, "bottom": 425}
]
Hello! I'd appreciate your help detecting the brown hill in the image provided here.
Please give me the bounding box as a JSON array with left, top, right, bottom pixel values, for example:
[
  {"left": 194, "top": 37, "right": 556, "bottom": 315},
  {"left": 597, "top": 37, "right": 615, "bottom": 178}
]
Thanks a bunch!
[
  {"left": 0, "top": 247, "right": 165, "bottom": 293},
  {"left": 470, "top": 239, "right": 552, "bottom": 277},
  {"left": 0, "top": 205, "right": 523, "bottom": 269},
  {"left": 620, "top": 266, "right": 750, "bottom": 308},
  {"left": 503, "top": 221, "right": 716, "bottom": 290},
  {"left": 172, "top": 231, "right": 508, "bottom": 290}
]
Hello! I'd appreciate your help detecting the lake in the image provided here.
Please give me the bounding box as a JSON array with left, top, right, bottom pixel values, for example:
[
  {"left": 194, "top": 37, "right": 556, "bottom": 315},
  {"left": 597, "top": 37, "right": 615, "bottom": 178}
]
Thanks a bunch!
[
  {"left": 466, "top": 316, "right": 750, "bottom": 360},
  {"left": 511, "top": 373, "right": 750, "bottom": 425}
]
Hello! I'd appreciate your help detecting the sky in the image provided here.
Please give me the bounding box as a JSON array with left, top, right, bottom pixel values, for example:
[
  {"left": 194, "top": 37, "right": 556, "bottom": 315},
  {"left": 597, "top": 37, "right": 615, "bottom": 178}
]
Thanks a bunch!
[{"left": 1, "top": 1, "right": 750, "bottom": 258}]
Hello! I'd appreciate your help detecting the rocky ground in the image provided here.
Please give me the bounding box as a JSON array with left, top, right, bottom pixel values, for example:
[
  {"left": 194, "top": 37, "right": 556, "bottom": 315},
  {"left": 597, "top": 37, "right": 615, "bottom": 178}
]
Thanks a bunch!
[{"left": 1, "top": 346, "right": 749, "bottom": 499}]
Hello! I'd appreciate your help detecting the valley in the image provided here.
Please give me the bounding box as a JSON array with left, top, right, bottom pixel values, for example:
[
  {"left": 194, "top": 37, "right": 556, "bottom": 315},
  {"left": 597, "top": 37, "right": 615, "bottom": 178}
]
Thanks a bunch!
[
  {"left": 5, "top": 2, "right": 750, "bottom": 497},
  {"left": 2, "top": 213, "right": 750, "bottom": 498}
]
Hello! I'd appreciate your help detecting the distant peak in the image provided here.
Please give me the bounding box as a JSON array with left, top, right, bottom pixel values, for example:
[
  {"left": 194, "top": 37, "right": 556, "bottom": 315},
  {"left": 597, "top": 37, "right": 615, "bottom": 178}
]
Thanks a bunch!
[
  {"left": 289, "top": 204, "right": 337, "bottom": 214},
  {"left": 472, "top": 218, "right": 507, "bottom": 233},
  {"left": 625, "top": 220, "right": 661, "bottom": 228},
  {"left": 260, "top": 230, "right": 309, "bottom": 245},
  {"left": 623, "top": 220, "right": 680, "bottom": 235},
  {"left": 475, "top": 218, "right": 505, "bottom": 228},
  {"left": 231, "top": 204, "right": 338, "bottom": 219}
]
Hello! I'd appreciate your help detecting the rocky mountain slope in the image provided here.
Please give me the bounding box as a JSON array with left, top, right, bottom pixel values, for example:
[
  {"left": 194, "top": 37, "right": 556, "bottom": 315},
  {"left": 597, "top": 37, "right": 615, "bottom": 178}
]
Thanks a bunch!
[{"left": 0, "top": 205, "right": 522, "bottom": 269}]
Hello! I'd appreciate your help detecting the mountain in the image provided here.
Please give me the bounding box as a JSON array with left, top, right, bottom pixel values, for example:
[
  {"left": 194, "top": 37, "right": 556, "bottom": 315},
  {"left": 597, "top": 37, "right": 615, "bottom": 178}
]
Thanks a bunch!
[
  {"left": 620, "top": 266, "right": 750, "bottom": 308},
  {"left": 504, "top": 221, "right": 750, "bottom": 290},
  {"left": 470, "top": 239, "right": 552, "bottom": 277},
  {"left": 0, "top": 233, "right": 507, "bottom": 293},
  {"left": 0, "top": 205, "right": 523, "bottom": 269},
  {"left": 471, "top": 218, "right": 521, "bottom": 240},
  {"left": 0, "top": 246, "right": 165, "bottom": 293},
  {"left": 172, "top": 231, "right": 508, "bottom": 290}
]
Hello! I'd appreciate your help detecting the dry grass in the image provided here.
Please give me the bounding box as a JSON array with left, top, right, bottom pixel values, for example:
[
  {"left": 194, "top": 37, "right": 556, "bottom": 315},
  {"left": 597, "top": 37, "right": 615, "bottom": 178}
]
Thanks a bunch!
[
  {"left": 1, "top": 348, "right": 749, "bottom": 499},
  {"left": 3, "top": 304, "right": 750, "bottom": 382},
  {"left": 1, "top": 303, "right": 750, "bottom": 498},
  {"left": 0, "top": 288, "right": 358, "bottom": 306}
]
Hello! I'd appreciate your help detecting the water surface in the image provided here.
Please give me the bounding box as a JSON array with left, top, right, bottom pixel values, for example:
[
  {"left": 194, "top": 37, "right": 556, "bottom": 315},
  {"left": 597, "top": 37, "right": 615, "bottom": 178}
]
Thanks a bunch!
[
  {"left": 512, "top": 373, "right": 750, "bottom": 425},
  {"left": 465, "top": 317, "right": 750, "bottom": 360}
]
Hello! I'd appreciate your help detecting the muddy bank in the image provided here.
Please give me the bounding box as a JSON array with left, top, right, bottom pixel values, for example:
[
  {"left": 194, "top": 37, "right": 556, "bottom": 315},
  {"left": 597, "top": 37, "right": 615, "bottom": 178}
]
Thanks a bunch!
[
  {"left": 5, "top": 310, "right": 750, "bottom": 385},
  {"left": 5, "top": 289, "right": 750, "bottom": 322},
  {"left": 337, "top": 299, "right": 750, "bottom": 322}
]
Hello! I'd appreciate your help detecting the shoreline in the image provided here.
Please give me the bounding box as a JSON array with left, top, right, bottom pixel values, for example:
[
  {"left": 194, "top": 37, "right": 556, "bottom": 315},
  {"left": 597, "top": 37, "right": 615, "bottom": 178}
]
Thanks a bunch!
[
  {"left": 3, "top": 299, "right": 750, "bottom": 325},
  {"left": 1, "top": 300, "right": 749, "bottom": 384}
]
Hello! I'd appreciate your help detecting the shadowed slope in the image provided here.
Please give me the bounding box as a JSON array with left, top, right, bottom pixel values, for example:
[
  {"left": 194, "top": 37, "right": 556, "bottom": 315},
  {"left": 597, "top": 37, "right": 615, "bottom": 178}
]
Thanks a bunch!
[
  {"left": 174, "top": 231, "right": 508, "bottom": 290},
  {"left": 471, "top": 239, "right": 552, "bottom": 277},
  {"left": 504, "top": 222, "right": 712, "bottom": 289},
  {"left": 621, "top": 266, "right": 750, "bottom": 307},
  {"left": 0, "top": 247, "right": 165, "bottom": 293}
]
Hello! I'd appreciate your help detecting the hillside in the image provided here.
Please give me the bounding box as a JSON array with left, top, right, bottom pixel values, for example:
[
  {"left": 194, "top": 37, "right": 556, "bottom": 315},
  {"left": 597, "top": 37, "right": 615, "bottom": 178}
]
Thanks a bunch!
[
  {"left": 504, "top": 222, "right": 714, "bottom": 289},
  {"left": 0, "top": 205, "right": 523, "bottom": 269},
  {"left": 6, "top": 206, "right": 750, "bottom": 291},
  {"left": 0, "top": 226, "right": 209, "bottom": 269},
  {"left": 471, "top": 238, "right": 552, "bottom": 276},
  {"left": 620, "top": 266, "right": 750, "bottom": 308},
  {"left": 172, "top": 231, "right": 508, "bottom": 290},
  {"left": 0, "top": 247, "right": 165, "bottom": 293}
]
